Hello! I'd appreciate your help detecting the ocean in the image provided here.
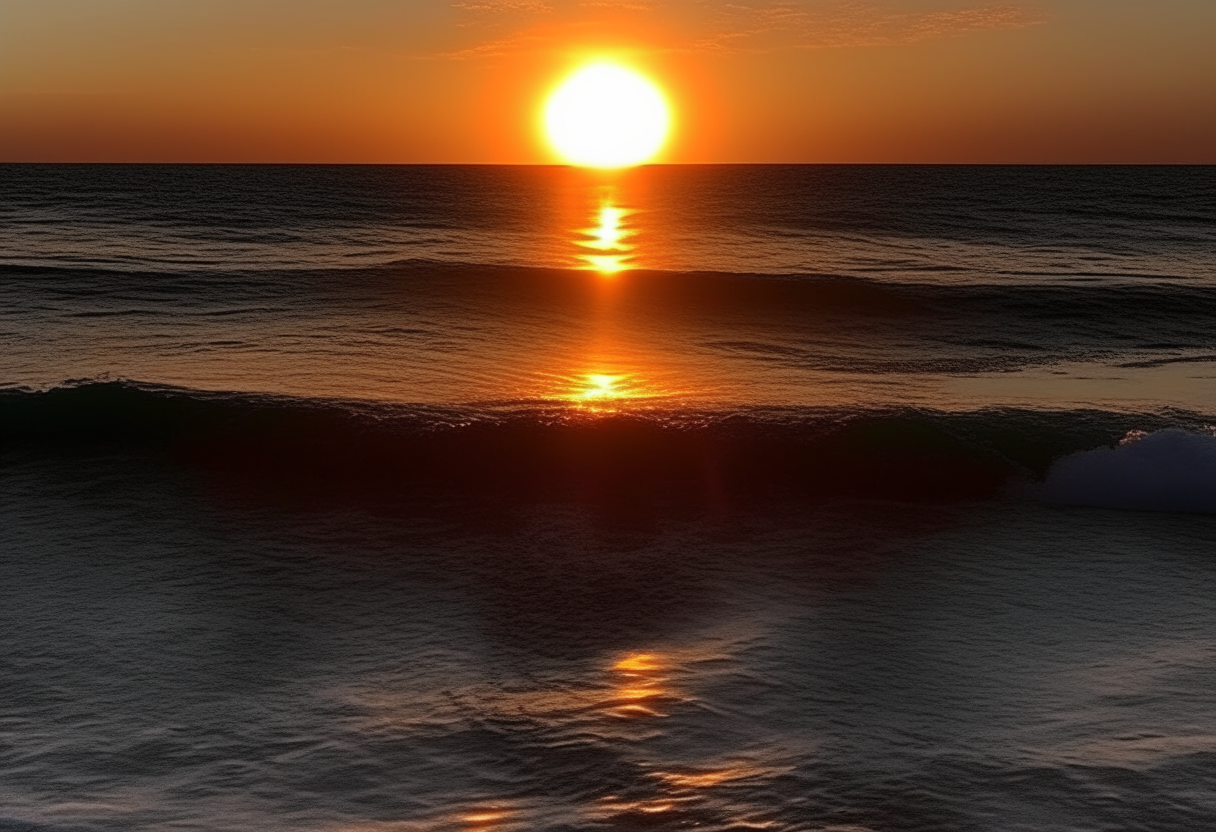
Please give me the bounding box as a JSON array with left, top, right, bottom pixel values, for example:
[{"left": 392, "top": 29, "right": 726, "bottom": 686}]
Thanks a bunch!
[{"left": 2, "top": 164, "right": 1215, "bottom": 831}]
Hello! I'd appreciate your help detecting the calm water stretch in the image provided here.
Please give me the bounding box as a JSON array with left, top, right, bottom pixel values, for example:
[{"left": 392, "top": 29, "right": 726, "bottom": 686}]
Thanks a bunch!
[{"left": 2, "top": 165, "right": 1216, "bottom": 831}]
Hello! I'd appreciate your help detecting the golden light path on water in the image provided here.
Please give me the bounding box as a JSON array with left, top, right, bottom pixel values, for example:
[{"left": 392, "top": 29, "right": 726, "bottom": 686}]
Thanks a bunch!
[
  {"left": 575, "top": 197, "right": 633, "bottom": 274},
  {"left": 338, "top": 642, "right": 788, "bottom": 831},
  {"left": 534, "top": 181, "right": 683, "bottom": 409},
  {"left": 505, "top": 187, "right": 634, "bottom": 407}
]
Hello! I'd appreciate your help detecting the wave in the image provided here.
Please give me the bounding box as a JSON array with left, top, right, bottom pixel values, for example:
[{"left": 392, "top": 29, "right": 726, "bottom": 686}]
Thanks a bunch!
[
  {"left": 4, "top": 381, "right": 1209, "bottom": 508},
  {"left": 7, "top": 263, "right": 1215, "bottom": 380},
  {"left": 7, "top": 260, "right": 1216, "bottom": 330},
  {"left": 1044, "top": 429, "right": 1216, "bottom": 513}
]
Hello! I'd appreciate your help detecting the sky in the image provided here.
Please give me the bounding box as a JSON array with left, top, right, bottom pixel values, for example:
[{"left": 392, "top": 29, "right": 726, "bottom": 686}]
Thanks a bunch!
[{"left": 1, "top": 0, "right": 1213, "bottom": 163}]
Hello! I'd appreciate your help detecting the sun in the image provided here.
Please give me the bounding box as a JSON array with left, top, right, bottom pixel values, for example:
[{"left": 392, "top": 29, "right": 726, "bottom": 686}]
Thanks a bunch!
[{"left": 544, "top": 62, "right": 670, "bottom": 168}]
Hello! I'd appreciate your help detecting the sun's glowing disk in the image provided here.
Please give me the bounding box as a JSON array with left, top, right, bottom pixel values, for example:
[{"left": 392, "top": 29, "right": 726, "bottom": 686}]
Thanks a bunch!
[{"left": 544, "top": 63, "right": 670, "bottom": 168}]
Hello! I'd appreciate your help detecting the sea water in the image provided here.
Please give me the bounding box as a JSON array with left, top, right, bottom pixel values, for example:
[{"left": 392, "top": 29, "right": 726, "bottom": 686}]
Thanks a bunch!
[{"left": 2, "top": 164, "right": 1215, "bottom": 831}]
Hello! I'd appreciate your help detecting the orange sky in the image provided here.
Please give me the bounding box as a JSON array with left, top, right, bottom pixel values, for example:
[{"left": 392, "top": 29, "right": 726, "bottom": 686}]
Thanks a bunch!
[{"left": 2, "top": 0, "right": 1213, "bottom": 163}]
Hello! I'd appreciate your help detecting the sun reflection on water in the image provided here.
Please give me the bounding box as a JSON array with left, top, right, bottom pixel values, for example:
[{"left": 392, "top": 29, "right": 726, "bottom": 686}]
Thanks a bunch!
[
  {"left": 535, "top": 369, "right": 659, "bottom": 410},
  {"left": 576, "top": 202, "right": 634, "bottom": 274},
  {"left": 580, "top": 372, "right": 624, "bottom": 399},
  {"left": 458, "top": 809, "right": 513, "bottom": 827},
  {"left": 606, "top": 651, "right": 671, "bottom": 719},
  {"left": 337, "top": 638, "right": 794, "bottom": 832},
  {"left": 613, "top": 653, "right": 663, "bottom": 672},
  {"left": 526, "top": 364, "right": 692, "bottom": 411}
]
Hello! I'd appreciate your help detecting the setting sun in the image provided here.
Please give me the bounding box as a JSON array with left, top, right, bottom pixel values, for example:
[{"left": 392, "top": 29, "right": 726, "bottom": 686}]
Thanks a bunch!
[{"left": 544, "top": 63, "right": 670, "bottom": 168}]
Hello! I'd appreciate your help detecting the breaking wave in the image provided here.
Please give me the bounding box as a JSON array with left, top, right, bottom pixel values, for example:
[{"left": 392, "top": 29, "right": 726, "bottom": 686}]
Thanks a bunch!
[
  {"left": 1044, "top": 429, "right": 1216, "bottom": 513},
  {"left": 4, "top": 381, "right": 1210, "bottom": 508}
]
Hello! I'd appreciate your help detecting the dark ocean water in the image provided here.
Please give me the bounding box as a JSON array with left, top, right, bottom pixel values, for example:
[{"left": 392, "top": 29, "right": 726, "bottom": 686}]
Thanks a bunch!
[{"left": 2, "top": 165, "right": 1216, "bottom": 831}]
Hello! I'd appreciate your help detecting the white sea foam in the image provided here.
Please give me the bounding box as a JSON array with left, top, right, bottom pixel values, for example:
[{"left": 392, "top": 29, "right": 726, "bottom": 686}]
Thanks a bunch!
[{"left": 1044, "top": 429, "right": 1216, "bottom": 513}]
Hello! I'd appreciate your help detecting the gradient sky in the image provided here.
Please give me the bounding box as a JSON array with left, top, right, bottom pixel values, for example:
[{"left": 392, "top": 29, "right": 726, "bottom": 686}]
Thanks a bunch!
[{"left": 2, "top": 0, "right": 1213, "bottom": 163}]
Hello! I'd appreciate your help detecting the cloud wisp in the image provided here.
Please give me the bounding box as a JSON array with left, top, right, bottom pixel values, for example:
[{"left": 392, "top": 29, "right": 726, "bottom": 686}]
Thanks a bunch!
[
  {"left": 438, "top": 0, "right": 1047, "bottom": 59},
  {"left": 695, "top": 2, "right": 1046, "bottom": 52}
]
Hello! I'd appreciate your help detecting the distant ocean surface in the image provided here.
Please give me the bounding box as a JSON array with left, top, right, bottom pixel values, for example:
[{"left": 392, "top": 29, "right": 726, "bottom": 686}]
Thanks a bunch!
[{"left": 2, "top": 165, "right": 1215, "bottom": 831}]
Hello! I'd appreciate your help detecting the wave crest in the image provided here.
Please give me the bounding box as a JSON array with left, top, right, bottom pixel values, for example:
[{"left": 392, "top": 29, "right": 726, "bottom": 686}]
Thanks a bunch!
[
  {"left": 7, "top": 382, "right": 1212, "bottom": 511},
  {"left": 1044, "top": 429, "right": 1216, "bottom": 513}
]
